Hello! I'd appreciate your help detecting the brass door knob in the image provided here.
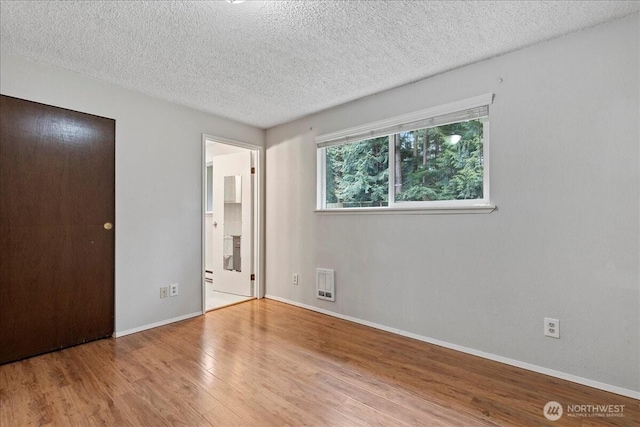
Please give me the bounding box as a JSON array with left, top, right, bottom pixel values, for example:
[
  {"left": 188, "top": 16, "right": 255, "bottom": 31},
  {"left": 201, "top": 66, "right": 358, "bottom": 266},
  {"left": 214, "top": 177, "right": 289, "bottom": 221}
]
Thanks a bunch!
[{"left": 104, "top": 222, "right": 113, "bottom": 230}]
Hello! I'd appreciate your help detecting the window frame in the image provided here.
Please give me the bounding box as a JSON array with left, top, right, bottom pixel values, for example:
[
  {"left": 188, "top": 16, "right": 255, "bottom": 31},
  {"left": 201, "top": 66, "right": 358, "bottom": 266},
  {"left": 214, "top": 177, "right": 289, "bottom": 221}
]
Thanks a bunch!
[{"left": 316, "top": 94, "right": 495, "bottom": 214}]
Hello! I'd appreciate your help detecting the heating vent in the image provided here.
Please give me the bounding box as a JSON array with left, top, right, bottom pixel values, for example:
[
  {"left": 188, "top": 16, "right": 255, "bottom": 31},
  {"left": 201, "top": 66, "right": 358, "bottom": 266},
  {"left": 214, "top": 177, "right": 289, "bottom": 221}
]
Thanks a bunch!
[{"left": 316, "top": 268, "right": 335, "bottom": 302}]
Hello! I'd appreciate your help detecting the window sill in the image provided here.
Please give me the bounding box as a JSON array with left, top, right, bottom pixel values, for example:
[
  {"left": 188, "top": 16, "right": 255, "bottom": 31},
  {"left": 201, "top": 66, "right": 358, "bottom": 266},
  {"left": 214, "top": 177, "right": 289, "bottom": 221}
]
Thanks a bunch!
[{"left": 314, "top": 204, "right": 496, "bottom": 215}]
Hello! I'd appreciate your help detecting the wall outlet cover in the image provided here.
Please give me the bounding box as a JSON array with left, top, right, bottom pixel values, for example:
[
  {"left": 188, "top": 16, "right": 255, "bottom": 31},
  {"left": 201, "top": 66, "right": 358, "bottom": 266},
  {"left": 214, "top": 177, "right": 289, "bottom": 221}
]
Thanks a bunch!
[
  {"left": 544, "top": 317, "right": 560, "bottom": 338},
  {"left": 170, "top": 283, "right": 179, "bottom": 297}
]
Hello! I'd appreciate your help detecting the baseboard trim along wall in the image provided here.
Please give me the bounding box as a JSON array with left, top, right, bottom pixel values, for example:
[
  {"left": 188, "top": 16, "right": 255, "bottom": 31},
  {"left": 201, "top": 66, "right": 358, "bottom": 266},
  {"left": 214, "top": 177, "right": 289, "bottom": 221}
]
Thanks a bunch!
[
  {"left": 113, "top": 311, "right": 203, "bottom": 338},
  {"left": 265, "top": 294, "right": 639, "bottom": 400}
]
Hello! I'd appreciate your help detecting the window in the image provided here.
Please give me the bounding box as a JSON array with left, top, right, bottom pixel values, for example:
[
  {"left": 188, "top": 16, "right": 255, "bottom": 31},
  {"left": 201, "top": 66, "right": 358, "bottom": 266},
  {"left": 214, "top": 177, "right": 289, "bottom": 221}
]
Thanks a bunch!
[
  {"left": 316, "top": 94, "right": 494, "bottom": 212},
  {"left": 325, "top": 136, "right": 389, "bottom": 208}
]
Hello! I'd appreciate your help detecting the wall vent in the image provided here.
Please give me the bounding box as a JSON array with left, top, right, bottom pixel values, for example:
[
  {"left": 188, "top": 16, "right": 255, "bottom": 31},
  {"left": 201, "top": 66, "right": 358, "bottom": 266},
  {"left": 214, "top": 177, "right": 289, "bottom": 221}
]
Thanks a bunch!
[{"left": 316, "top": 268, "right": 335, "bottom": 301}]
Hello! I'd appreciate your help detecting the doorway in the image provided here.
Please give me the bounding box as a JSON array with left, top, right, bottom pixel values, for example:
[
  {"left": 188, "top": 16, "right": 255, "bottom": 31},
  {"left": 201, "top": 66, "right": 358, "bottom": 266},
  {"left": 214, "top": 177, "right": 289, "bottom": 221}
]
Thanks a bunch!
[{"left": 202, "top": 135, "right": 263, "bottom": 312}]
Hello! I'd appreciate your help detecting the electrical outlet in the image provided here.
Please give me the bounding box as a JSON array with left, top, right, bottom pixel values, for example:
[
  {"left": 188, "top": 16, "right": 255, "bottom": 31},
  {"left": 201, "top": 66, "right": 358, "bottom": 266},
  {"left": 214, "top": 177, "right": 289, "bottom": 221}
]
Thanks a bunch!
[
  {"left": 169, "top": 283, "right": 179, "bottom": 297},
  {"left": 160, "top": 286, "right": 169, "bottom": 299},
  {"left": 544, "top": 317, "right": 560, "bottom": 338},
  {"left": 293, "top": 274, "right": 299, "bottom": 285}
]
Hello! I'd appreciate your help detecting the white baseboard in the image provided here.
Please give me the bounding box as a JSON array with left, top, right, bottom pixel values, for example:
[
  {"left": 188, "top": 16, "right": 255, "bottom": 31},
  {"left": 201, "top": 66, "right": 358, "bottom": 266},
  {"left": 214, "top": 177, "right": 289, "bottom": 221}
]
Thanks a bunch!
[
  {"left": 265, "top": 294, "right": 639, "bottom": 400},
  {"left": 113, "top": 311, "right": 202, "bottom": 338}
]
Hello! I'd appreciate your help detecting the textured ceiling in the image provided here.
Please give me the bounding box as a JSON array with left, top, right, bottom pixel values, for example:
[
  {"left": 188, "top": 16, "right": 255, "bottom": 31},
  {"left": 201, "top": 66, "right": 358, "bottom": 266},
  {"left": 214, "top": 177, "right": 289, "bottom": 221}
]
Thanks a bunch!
[{"left": 1, "top": 1, "right": 638, "bottom": 128}]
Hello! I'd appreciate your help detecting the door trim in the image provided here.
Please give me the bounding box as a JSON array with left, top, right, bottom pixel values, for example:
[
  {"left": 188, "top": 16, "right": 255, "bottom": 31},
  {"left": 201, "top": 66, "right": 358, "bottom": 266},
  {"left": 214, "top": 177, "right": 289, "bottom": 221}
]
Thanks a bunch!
[{"left": 201, "top": 134, "right": 264, "bottom": 314}]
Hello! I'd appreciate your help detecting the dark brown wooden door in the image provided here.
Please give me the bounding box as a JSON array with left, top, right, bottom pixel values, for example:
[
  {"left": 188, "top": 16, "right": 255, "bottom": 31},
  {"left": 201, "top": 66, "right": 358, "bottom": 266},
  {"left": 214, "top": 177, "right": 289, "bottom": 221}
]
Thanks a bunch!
[{"left": 0, "top": 95, "right": 115, "bottom": 364}]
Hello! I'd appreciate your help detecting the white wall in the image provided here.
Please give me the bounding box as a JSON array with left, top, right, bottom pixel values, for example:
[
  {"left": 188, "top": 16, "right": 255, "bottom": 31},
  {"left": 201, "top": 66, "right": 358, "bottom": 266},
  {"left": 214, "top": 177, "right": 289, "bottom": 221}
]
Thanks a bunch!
[
  {"left": 0, "top": 53, "right": 264, "bottom": 334},
  {"left": 265, "top": 15, "right": 639, "bottom": 394}
]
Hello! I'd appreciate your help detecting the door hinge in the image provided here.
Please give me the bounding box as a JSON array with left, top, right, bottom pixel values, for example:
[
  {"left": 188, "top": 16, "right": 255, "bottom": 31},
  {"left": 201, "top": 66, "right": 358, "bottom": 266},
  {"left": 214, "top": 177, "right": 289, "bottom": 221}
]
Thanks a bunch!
[
  {"left": 250, "top": 274, "right": 255, "bottom": 281},
  {"left": 251, "top": 167, "right": 256, "bottom": 174}
]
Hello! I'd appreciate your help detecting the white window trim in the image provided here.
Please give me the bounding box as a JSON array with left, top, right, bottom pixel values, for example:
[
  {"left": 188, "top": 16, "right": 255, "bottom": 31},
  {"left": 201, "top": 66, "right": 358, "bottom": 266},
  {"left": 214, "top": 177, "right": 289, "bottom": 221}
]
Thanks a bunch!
[
  {"left": 314, "top": 205, "right": 496, "bottom": 215},
  {"left": 316, "top": 94, "right": 496, "bottom": 214}
]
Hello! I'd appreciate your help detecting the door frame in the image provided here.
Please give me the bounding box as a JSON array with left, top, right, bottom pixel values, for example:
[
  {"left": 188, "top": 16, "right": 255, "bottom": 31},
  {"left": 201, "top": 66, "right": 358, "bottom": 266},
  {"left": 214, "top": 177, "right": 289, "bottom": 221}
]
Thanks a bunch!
[{"left": 201, "top": 134, "right": 264, "bottom": 313}]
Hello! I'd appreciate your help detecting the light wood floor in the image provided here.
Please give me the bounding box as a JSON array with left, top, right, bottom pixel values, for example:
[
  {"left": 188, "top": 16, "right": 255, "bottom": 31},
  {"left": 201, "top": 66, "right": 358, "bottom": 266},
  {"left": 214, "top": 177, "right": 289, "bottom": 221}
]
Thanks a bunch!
[{"left": 1, "top": 299, "right": 638, "bottom": 426}]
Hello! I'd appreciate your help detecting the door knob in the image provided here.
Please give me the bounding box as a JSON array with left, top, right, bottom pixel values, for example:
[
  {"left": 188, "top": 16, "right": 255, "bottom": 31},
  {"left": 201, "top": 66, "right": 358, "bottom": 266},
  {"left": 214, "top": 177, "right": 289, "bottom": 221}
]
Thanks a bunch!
[
  {"left": 213, "top": 221, "right": 218, "bottom": 228},
  {"left": 104, "top": 222, "right": 113, "bottom": 230}
]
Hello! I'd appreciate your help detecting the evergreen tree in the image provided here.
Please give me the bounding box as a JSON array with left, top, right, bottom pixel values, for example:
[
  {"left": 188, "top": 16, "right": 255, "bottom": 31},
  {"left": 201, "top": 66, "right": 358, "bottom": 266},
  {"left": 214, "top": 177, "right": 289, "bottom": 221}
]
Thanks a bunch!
[{"left": 325, "top": 119, "right": 483, "bottom": 206}]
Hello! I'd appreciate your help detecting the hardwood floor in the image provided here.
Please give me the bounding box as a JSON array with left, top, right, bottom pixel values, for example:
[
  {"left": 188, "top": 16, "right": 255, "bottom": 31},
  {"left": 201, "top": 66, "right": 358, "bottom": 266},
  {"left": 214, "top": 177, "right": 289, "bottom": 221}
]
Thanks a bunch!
[{"left": 1, "top": 299, "right": 637, "bottom": 426}]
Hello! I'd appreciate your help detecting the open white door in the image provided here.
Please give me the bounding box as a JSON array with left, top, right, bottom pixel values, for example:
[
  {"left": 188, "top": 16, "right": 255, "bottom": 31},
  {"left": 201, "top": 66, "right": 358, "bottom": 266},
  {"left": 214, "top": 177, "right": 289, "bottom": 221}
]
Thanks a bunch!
[{"left": 211, "top": 151, "right": 253, "bottom": 297}]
